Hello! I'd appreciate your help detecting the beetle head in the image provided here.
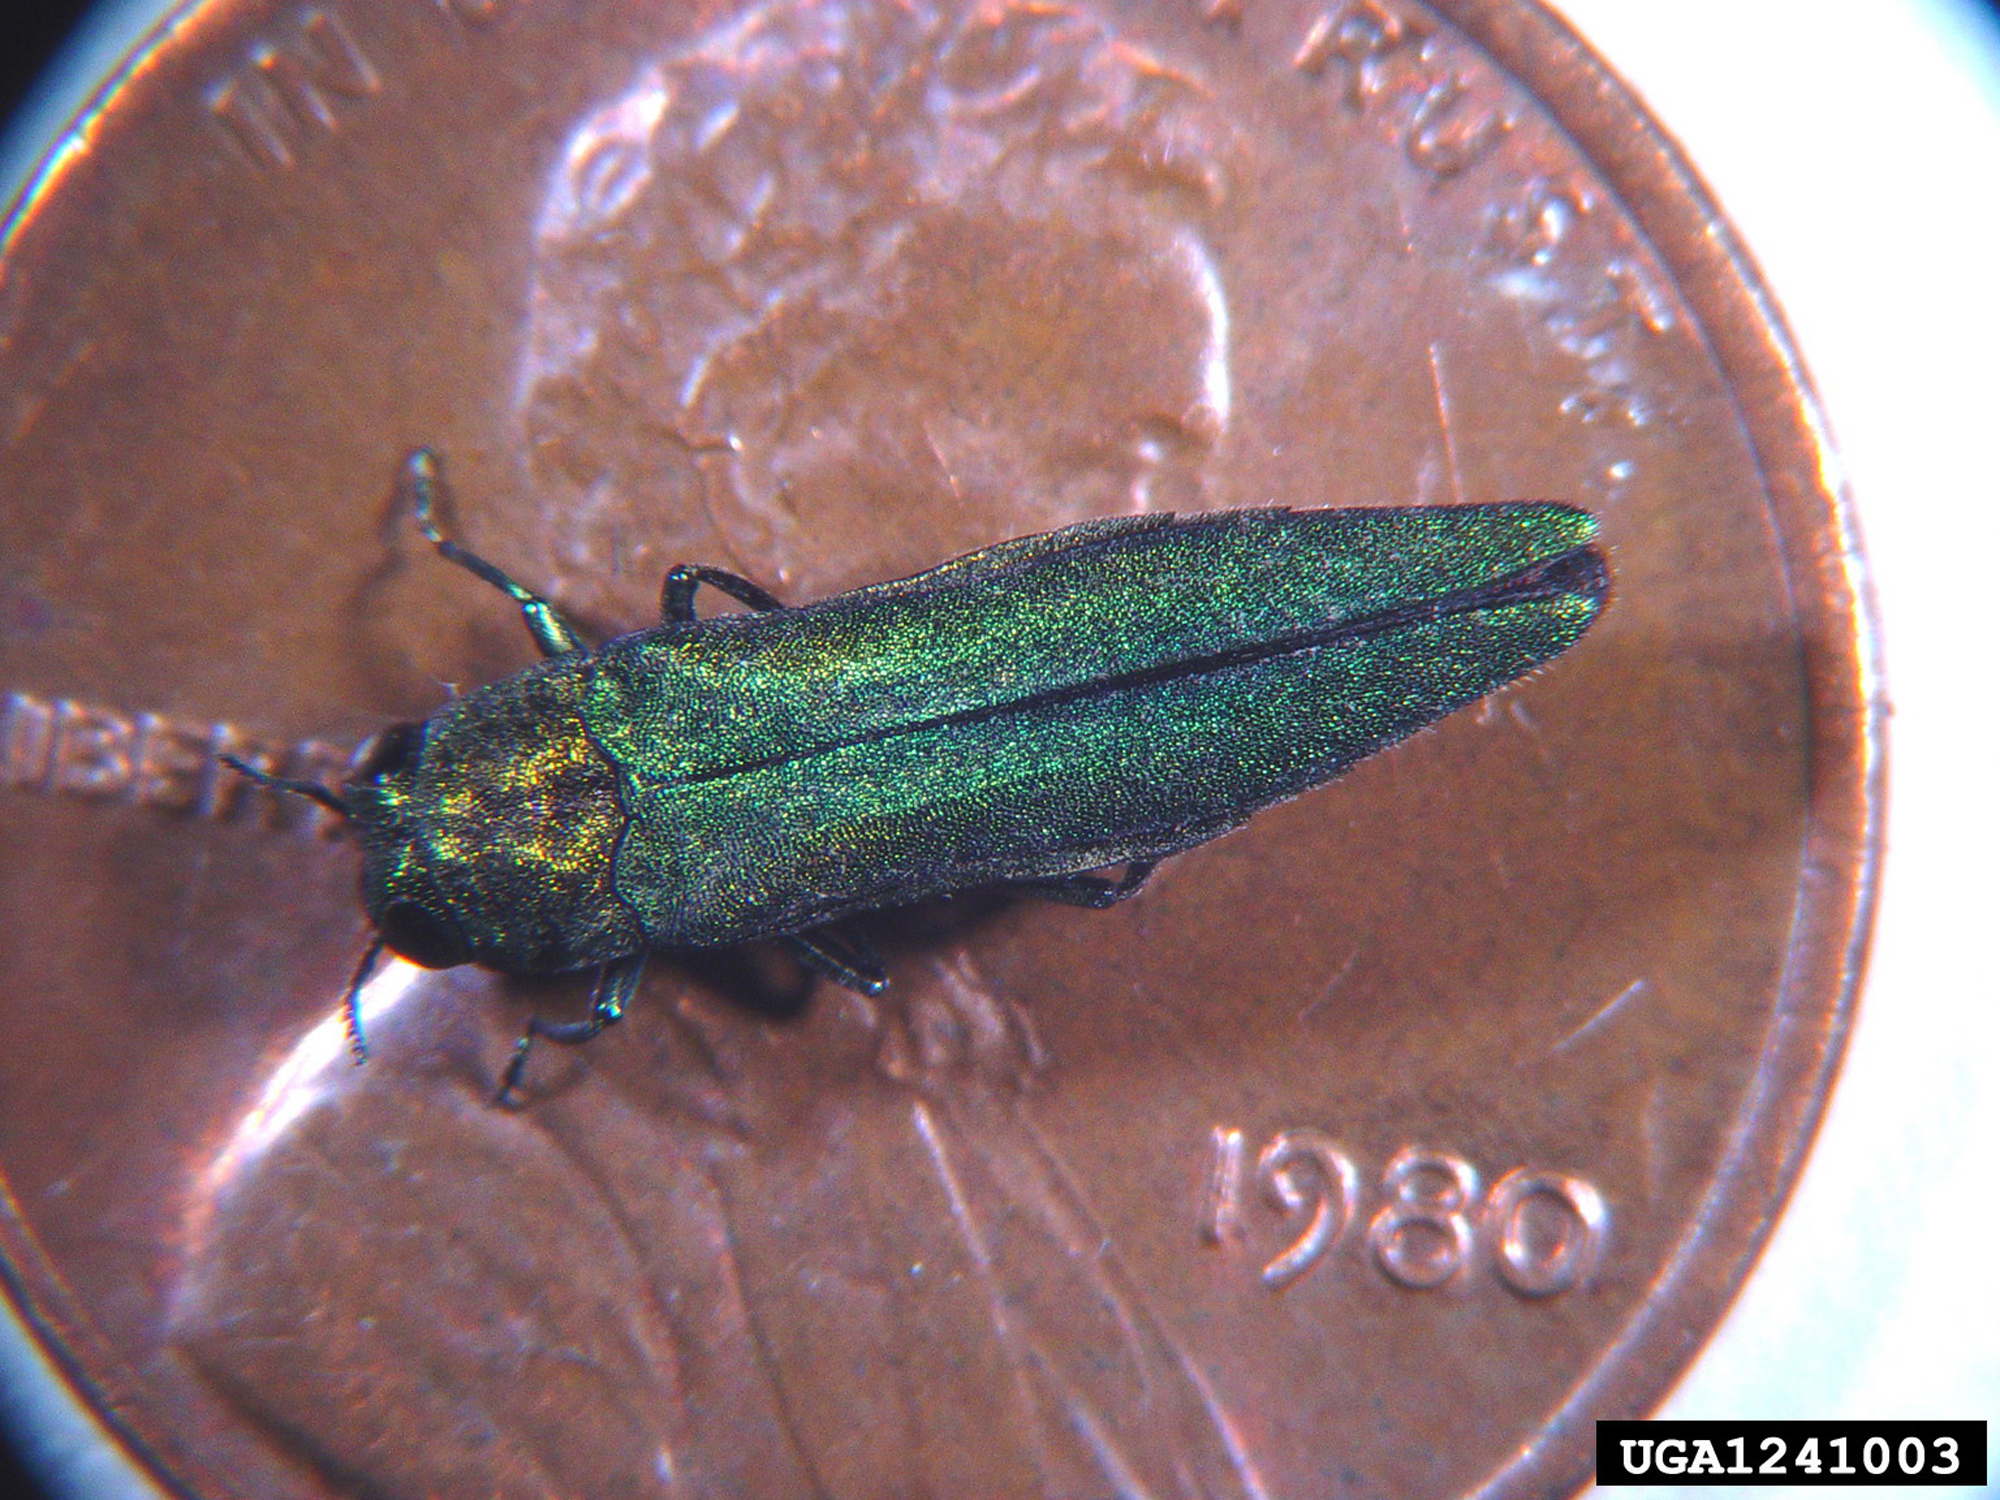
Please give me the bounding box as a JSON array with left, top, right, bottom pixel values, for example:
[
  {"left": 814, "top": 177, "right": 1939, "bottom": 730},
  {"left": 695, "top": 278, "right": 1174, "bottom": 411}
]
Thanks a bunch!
[
  {"left": 341, "top": 682, "right": 639, "bottom": 975},
  {"left": 343, "top": 721, "right": 476, "bottom": 970}
]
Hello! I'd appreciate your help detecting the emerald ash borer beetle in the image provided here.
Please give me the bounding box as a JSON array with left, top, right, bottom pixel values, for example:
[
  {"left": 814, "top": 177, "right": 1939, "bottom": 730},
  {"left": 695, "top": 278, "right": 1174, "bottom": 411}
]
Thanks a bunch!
[{"left": 229, "top": 449, "right": 1608, "bottom": 1098}]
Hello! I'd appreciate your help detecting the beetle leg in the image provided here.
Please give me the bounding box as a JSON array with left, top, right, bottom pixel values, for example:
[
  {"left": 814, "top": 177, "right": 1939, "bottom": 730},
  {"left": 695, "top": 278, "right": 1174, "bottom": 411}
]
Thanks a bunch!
[
  {"left": 782, "top": 924, "right": 888, "bottom": 996},
  {"left": 660, "top": 564, "right": 786, "bottom": 622},
  {"left": 1015, "top": 858, "right": 1160, "bottom": 909},
  {"left": 495, "top": 952, "right": 647, "bottom": 1103},
  {"left": 404, "top": 448, "right": 584, "bottom": 658}
]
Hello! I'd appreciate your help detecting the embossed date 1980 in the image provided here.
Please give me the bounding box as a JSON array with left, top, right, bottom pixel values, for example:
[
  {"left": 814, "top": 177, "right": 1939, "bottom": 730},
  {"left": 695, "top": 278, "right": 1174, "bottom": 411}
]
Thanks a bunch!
[{"left": 1202, "top": 1126, "right": 1608, "bottom": 1296}]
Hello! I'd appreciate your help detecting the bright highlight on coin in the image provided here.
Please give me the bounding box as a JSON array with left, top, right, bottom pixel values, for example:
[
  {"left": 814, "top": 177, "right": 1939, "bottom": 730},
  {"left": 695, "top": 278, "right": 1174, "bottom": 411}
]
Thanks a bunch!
[{"left": 0, "top": 2, "right": 1876, "bottom": 1498}]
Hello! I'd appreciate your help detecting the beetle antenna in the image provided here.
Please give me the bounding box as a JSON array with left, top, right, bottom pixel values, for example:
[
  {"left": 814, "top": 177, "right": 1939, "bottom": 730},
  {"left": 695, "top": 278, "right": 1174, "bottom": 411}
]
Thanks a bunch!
[
  {"left": 218, "top": 755, "right": 351, "bottom": 817},
  {"left": 341, "top": 937, "right": 385, "bottom": 1063}
]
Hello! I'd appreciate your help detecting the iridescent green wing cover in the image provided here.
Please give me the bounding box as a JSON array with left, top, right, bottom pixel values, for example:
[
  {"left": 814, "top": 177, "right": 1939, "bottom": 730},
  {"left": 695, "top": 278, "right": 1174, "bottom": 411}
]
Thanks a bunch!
[{"left": 589, "top": 505, "right": 1604, "bottom": 946}]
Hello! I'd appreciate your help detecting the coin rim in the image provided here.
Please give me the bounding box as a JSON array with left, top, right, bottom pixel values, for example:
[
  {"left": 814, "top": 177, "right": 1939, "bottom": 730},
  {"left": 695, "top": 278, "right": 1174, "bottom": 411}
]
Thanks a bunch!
[{"left": 1442, "top": 2, "right": 1883, "bottom": 1494}]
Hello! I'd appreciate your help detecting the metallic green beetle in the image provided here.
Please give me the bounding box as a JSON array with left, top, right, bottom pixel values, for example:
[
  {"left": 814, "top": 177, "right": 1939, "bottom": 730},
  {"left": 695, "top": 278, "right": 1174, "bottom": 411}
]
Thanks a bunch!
[{"left": 234, "top": 450, "right": 1607, "bottom": 1097}]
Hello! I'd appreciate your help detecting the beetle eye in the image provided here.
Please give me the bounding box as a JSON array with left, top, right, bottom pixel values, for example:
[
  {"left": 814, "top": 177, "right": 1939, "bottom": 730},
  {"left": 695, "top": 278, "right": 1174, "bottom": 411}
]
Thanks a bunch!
[
  {"left": 378, "top": 899, "right": 469, "bottom": 969},
  {"left": 356, "top": 722, "right": 423, "bottom": 782}
]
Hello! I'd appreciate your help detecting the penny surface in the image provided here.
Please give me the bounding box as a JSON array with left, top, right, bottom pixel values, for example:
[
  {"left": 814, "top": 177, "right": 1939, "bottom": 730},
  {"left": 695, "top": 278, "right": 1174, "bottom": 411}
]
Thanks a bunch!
[{"left": 0, "top": 2, "right": 1878, "bottom": 1499}]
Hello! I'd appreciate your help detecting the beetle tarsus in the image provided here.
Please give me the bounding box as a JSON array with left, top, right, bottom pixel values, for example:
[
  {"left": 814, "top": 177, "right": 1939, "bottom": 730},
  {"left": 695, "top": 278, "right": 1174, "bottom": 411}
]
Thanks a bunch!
[
  {"left": 1017, "top": 859, "right": 1160, "bottom": 909},
  {"left": 783, "top": 924, "right": 888, "bottom": 996},
  {"left": 661, "top": 563, "right": 786, "bottom": 622},
  {"left": 495, "top": 953, "right": 647, "bottom": 1103}
]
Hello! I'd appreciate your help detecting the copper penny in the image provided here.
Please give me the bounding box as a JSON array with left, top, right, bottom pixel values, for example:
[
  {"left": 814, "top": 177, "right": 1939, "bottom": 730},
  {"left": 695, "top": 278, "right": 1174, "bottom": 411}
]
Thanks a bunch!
[{"left": 0, "top": 2, "right": 1878, "bottom": 1498}]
